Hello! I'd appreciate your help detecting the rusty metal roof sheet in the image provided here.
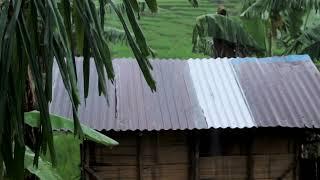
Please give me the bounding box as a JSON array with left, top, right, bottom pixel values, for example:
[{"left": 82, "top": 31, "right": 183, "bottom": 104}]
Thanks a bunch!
[
  {"left": 50, "top": 55, "right": 320, "bottom": 131},
  {"left": 232, "top": 55, "right": 320, "bottom": 128}
]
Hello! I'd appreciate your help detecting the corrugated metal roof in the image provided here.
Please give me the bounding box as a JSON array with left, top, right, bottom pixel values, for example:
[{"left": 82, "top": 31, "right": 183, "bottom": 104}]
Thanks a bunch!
[
  {"left": 50, "top": 58, "right": 207, "bottom": 131},
  {"left": 232, "top": 55, "right": 320, "bottom": 128},
  {"left": 50, "top": 55, "right": 320, "bottom": 131},
  {"left": 187, "top": 59, "right": 255, "bottom": 128}
]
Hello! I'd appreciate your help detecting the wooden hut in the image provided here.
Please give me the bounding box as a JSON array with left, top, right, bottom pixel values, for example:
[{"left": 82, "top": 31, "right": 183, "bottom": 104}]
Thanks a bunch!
[
  {"left": 81, "top": 128, "right": 311, "bottom": 180},
  {"left": 50, "top": 55, "right": 320, "bottom": 179}
]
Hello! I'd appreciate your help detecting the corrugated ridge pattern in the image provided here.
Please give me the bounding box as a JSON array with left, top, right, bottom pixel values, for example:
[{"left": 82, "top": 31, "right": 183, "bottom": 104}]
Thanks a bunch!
[
  {"left": 187, "top": 58, "right": 255, "bottom": 128},
  {"left": 50, "top": 55, "right": 320, "bottom": 131},
  {"left": 50, "top": 58, "right": 207, "bottom": 131},
  {"left": 232, "top": 56, "right": 320, "bottom": 128}
]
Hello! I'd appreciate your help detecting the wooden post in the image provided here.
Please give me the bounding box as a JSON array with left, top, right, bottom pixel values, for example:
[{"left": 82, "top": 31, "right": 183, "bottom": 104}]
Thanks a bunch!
[
  {"left": 194, "top": 133, "right": 200, "bottom": 180},
  {"left": 137, "top": 134, "right": 143, "bottom": 180},
  {"left": 80, "top": 143, "right": 85, "bottom": 180},
  {"left": 246, "top": 130, "right": 254, "bottom": 180},
  {"left": 82, "top": 141, "right": 102, "bottom": 180},
  {"left": 80, "top": 141, "right": 92, "bottom": 180},
  {"left": 151, "top": 133, "right": 160, "bottom": 180},
  {"left": 85, "top": 141, "right": 90, "bottom": 180},
  {"left": 155, "top": 133, "right": 160, "bottom": 180},
  {"left": 190, "top": 131, "right": 200, "bottom": 180},
  {"left": 294, "top": 139, "right": 300, "bottom": 180}
]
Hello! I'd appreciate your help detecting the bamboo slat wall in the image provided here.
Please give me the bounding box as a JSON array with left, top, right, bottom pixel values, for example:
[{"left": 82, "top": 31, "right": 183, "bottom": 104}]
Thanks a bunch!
[
  {"left": 199, "top": 154, "right": 294, "bottom": 180},
  {"left": 85, "top": 132, "right": 190, "bottom": 180},
  {"left": 82, "top": 129, "right": 299, "bottom": 180}
]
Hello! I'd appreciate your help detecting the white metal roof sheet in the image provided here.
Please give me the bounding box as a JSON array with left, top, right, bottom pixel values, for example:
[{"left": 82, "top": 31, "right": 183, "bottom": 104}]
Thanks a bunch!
[{"left": 187, "top": 58, "right": 256, "bottom": 128}]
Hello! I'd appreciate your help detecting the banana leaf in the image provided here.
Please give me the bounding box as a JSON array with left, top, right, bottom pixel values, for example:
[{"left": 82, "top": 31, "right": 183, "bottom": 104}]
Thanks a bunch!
[
  {"left": 25, "top": 147, "right": 62, "bottom": 180},
  {"left": 24, "top": 111, "right": 118, "bottom": 146},
  {"left": 192, "top": 14, "right": 265, "bottom": 56}
]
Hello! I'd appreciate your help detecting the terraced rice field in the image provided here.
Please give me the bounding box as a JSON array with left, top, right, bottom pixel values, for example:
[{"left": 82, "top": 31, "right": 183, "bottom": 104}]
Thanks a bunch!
[{"left": 107, "top": 0, "right": 242, "bottom": 58}]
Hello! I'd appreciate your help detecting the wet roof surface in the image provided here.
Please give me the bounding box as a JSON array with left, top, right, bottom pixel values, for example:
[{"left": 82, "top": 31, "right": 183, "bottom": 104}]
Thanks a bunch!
[{"left": 50, "top": 55, "right": 320, "bottom": 131}]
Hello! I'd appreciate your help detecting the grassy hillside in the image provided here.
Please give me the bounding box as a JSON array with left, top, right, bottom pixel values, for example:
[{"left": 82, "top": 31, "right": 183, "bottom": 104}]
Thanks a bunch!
[{"left": 107, "top": 0, "right": 242, "bottom": 58}]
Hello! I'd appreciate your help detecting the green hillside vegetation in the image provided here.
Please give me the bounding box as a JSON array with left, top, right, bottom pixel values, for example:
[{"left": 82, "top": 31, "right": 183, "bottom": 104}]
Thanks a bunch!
[{"left": 107, "top": 0, "right": 242, "bottom": 58}]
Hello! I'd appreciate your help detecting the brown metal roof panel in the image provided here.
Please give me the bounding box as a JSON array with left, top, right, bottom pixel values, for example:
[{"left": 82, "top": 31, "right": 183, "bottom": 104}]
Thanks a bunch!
[
  {"left": 50, "top": 58, "right": 208, "bottom": 131},
  {"left": 152, "top": 61, "right": 173, "bottom": 129},
  {"left": 232, "top": 55, "right": 320, "bottom": 128},
  {"left": 166, "top": 61, "right": 189, "bottom": 129}
]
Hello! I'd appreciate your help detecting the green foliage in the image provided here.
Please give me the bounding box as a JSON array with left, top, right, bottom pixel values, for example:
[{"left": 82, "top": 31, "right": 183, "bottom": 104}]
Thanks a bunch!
[
  {"left": 24, "top": 111, "right": 119, "bottom": 179},
  {"left": 108, "top": 0, "right": 159, "bottom": 13},
  {"left": 241, "top": 0, "right": 320, "bottom": 58},
  {"left": 25, "top": 147, "right": 62, "bottom": 180},
  {"left": 241, "top": 0, "right": 320, "bottom": 19},
  {"left": 0, "top": 0, "right": 158, "bottom": 179},
  {"left": 109, "top": 0, "right": 243, "bottom": 58},
  {"left": 105, "top": 27, "right": 130, "bottom": 44},
  {"left": 25, "top": 134, "right": 85, "bottom": 180},
  {"left": 25, "top": 111, "right": 118, "bottom": 146},
  {"left": 285, "top": 24, "right": 320, "bottom": 60},
  {"left": 240, "top": 17, "right": 267, "bottom": 51},
  {"left": 47, "top": 133, "right": 81, "bottom": 180},
  {"left": 192, "top": 14, "right": 265, "bottom": 57}
]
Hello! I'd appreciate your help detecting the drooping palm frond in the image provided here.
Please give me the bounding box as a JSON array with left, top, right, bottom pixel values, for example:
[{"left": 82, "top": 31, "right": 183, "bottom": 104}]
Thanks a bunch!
[
  {"left": 281, "top": 8, "right": 306, "bottom": 39},
  {"left": 0, "top": 0, "right": 158, "bottom": 179},
  {"left": 241, "top": 0, "right": 320, "bottom": 19},
  {"left": 285, "top": 24, "right": 320, "bottom": 60},
  {"left": 241, "top": 0, "right": 320, "bottom": 56},
  {"left": 106, "top": 0, "right": 158, "bottom": 15},
  {"left": 192, "top": 14, "right": 265, "bottom": 57}
]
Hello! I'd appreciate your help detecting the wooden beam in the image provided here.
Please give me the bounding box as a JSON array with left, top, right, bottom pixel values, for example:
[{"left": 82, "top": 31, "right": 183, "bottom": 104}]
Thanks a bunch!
[{"left": 137, "top": 134, "right": 143, "bottom": 180}]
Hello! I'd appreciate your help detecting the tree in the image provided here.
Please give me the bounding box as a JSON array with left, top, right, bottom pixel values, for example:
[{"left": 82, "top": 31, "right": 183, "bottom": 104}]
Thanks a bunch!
[
  {"left": 241, "top": 0, "right": 320, "bottom": 57},
  {"left": 192, "top": 13, "right": 266, "bottom": 57},
  {"left": 192, "top": 0, "right": 320, "bottom": 59},
  {"left": 0, "top": 0, "right": 203, "bottom": 178},
  {"left": 285, "top": 24, "right": 320, "bottom": 60}
]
